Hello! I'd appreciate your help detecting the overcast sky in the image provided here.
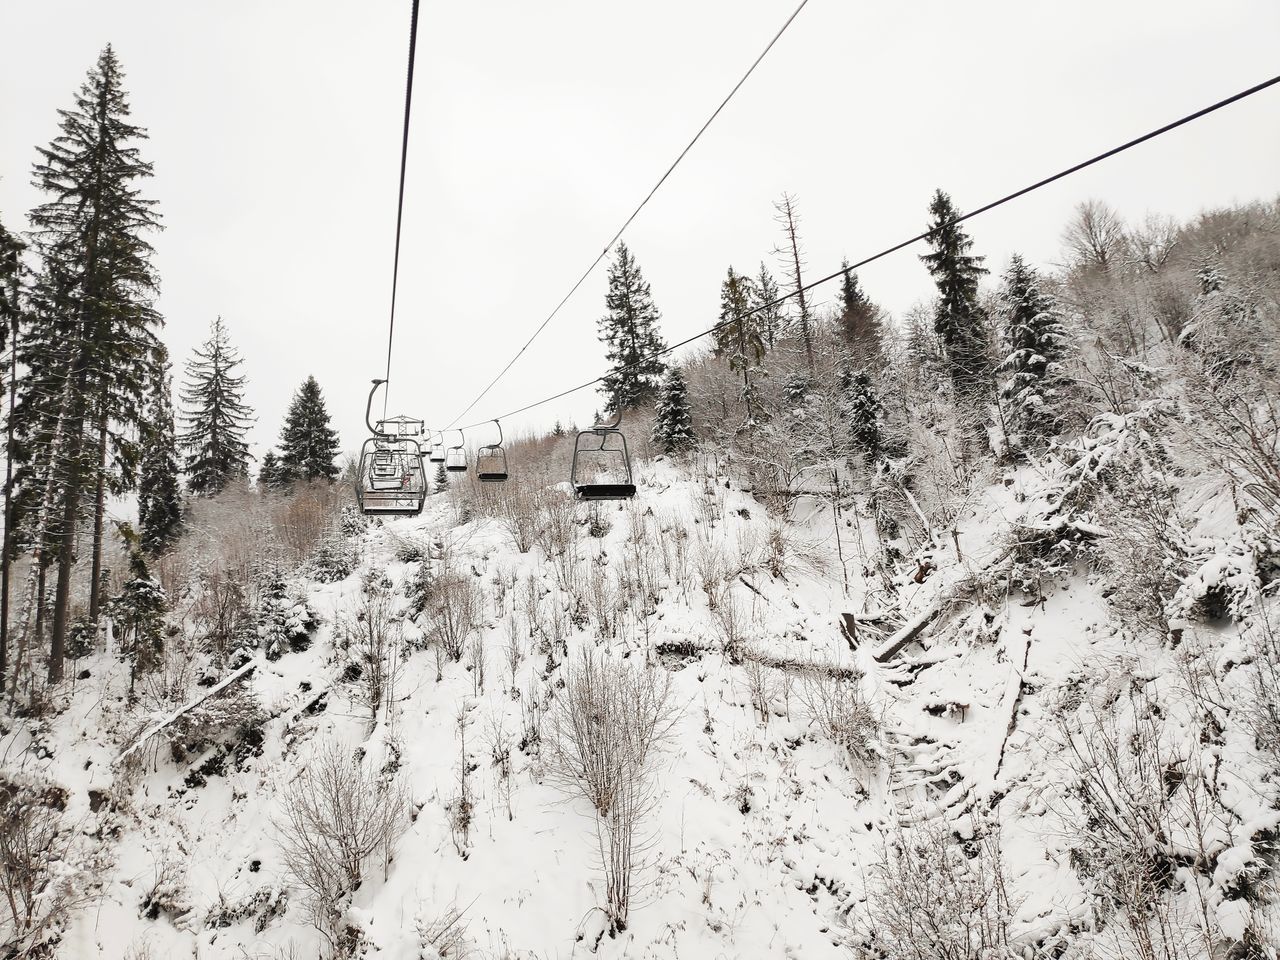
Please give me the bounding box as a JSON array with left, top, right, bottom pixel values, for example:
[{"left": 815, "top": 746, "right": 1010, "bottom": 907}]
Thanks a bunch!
[{"left": 1, "top": 0, "right": 1278, "bottom": 463}]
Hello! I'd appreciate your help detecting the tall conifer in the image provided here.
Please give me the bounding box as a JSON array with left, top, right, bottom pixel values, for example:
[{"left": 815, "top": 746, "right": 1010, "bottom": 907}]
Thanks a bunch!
[
  {"left": 137, "top": 348, "right": 182, "bottom": 553},
  {"left": 278, "top": 376, "right": 340, "bottom": 482},
  {"left": 180, "top": 317, "right": 253, "bottom": 495},
  {"left": 997, "top": 255, "right": 1070, "bottom": 446},
  {"left": 21, "top": 46, "right": 162, "bottom": 680},
  {"left": 651, "top": 368, "right": 695, "bottom": 454},
  {"left": 920, "top": 190, "right": 991, "bottom": 399},
  {"left": 598, "top": 243, "right": 667, "bottom": 413}
]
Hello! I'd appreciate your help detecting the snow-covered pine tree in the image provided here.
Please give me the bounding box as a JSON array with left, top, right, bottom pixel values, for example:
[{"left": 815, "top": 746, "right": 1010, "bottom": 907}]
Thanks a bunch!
[
  {"left": 920, "top": 190, "right": 991, "bottom": 400},
  {"left": 278, "top": 375, "right": 340, "bottom": 483},
  {"left": 434, "top": 461, "right": 449, "bottom": 491},
  {"left": 845, "top": 367, "right": 883, "bottom": 461},
  {"left": 713, "top": 266, "right": 767, "bottom": 432},
  {"left": 137, "top": 348, "right": 182, "bottom": 554},
  {"left": 651, "top": 367, "right": 695, "bottom": 454},
  {"left": 20, "top": 46, "right": 163, "bottom": 680},
  {"left": 997, "top": 254, "right": 1071, "bottom": 448},
  {"left": 108, "top": 522, "right": 167, "bottom": 695},
  {"left": 753, "top": 263, "right": 785, "bottom": 351},
  {"left": 597, "top": 243, "right": 668, "bottom": 413},
  {"left": 552, "top": 420, "right": 566, "bottom": 438},
  {"left": 257, "top": 449, "right": 287, "bottom": 491},
  {"left": 180, "top": 316, "right": 253, "bottom": 495},
  {"left": 837, "top": 261, "right": 884, "bottom": 363}
]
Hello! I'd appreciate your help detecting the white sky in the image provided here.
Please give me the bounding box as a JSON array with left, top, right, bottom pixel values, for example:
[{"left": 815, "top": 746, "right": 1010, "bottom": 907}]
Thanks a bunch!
[{"left": 1, "top": 0, "right": 1278, "bottom": 463}]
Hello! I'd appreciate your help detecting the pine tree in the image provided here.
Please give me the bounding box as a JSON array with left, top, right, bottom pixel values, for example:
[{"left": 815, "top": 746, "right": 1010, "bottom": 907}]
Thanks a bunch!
[
  {"left": 137, "top": 348, "right": 182, "bottom": 553},
  {"left": 552, "top": 420, "right": 566, "bottom": 438},
  {"left": 19, "top": 46, "right": 163, "bottom": 681},
  {"left": 433, "top": 461, "right": 448, "bottom": 491},
  {"left": 997, "top": 254, "right": 1071, "bottom": 446},
  {"left": 108, "top": 522, "right": 167, "bottom": 695},
  {"left": 920, "top": 190, "right": 991, "bottom": 399},
  {"left": 598, "top": 243, "right": 668, "bottom": 413},
  {"left": 257, "top": 449, "right": 287, "bottom": 491},
  {"left": 845, "top": 368, "right": 883, "bottom": 461},
  {"left": 651, "top": 367, "right": 695, "bottom": 454},
  {"left": 837, "top": 261, "right": 883, "bottom": 361},
  {"left": 752, "top": 264, "right": 785, "bottom": 351},
  {"left": 279, "top": 375, "right": 340, "bottom": 482},
  {"left": 180, "top": 317, "right": 253, "bottom": 495},
  {"left": 714, "top": 266, "right": 767, "bottom": 432}
]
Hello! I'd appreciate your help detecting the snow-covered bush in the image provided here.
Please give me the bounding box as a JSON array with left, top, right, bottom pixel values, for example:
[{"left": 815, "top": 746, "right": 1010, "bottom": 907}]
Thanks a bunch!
[
  {"left": 338, "top": 503, "right": 366, "bottom": 539},
  {"left": 308, "top": 532, "right": 358, "bottom": 583},
  {"left": 256, "top": 568, "right": 317, "bottom": 660},
  {"left": 422, "top": 560, "right": 484, "bottom": 662},
  {"left": 849, "top": 818, "right": 1018, "bottom": 960},
  {"left": 335, "top": 584, "right": 404, "bottom": 722},
  {"left": 275, "top": 743, "right": 409, "bottom": 954},
  {"left": 797, "top": 667, "right": 877, "bottom": 768},
  {"left": 1059, "top": 688, "right": 1256, "bottom": 959},
  {"left": 547, "top": 647, "right": 677, "bottom": 932},
  {"left": 0, "top": 774, "right": 107, "bottom": 954}
]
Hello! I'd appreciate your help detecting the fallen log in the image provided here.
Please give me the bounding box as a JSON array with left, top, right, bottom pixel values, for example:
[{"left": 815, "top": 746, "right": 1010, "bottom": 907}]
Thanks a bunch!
[{"left": 114, "top": 660, "right": 257, "bottom": 765}]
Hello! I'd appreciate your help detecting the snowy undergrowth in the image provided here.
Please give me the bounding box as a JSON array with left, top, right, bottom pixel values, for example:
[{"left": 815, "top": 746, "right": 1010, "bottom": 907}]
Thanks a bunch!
[{"left": 6, "top": 454, "right": 1280, "bottom": 959}]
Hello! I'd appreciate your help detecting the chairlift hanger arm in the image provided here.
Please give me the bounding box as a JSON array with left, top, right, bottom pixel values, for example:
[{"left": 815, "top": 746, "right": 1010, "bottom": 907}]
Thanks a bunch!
[{"left": 365, "top": 379, "right": 388, "bottom": 436}]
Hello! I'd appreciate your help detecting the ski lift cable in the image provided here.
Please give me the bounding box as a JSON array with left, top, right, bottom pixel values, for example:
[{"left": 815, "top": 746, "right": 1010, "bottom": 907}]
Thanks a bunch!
[
  {"left": 451, "top": 72, "right": 1280, "bottom": 432},
  {"left": 382, "top": 0, "right": 422, "bottom": 420},
  {"left": 442, "top": 0, "right": 815, "bottom": 430}
]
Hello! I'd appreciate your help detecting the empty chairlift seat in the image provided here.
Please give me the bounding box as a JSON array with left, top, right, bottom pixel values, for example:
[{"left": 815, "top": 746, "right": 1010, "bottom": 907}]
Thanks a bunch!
[
  {"left": 354, "top": 379, "right": 428, "bottom": 516},
  {"left": 476, "top": 420, "right": 509, "bottom": 483},
  {"left": 571, "top": 413, "right": 635, "bottom": 501},
  {"left": 445, "top": 430, "right": 467, "bottom": 472}
]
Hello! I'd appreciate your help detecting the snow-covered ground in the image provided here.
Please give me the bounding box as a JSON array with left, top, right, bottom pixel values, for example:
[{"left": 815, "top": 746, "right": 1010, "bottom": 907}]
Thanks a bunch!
[{"left": 6, "top": 453, "right": 1278, "bottom": 959}]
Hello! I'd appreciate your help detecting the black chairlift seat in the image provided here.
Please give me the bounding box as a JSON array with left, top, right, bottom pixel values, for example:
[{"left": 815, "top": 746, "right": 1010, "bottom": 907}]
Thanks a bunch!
[
  {"left": 570, "top": 413, "right": 635, "bottom": 502},
  {"left": 575, "top": 482, "right": 636, "bottom": 500}
]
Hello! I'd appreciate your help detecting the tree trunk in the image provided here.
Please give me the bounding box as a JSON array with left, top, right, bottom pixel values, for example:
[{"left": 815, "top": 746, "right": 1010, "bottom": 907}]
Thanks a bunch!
[
  {"left": 781, "top": 198, "right": 814, "bottom": 372},
  {"left": 88, "top": 405, "right": 108, "bottom": 621}
]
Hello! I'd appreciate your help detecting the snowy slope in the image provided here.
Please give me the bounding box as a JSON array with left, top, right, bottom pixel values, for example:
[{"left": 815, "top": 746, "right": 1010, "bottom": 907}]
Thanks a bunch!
[{"left": 8, "top": 454, "right": 1279, "bottom": 959}]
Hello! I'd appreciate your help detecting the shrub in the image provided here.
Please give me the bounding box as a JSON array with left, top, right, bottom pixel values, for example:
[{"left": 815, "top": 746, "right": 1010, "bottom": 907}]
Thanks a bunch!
[{"left": 275, "top": 743, "right": 408, "bottom": 953}]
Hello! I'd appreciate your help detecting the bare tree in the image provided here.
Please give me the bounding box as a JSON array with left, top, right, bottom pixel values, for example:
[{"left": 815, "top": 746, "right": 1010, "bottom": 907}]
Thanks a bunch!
[
  {"left": 423, "top": 560, "right": 484, "bottom": 662},
  {"left": 1062, "top": 199, "right": 1126, "bottom": 272},
  {"left": 774, "top": 192, "right": 815, "bottom": 371}
]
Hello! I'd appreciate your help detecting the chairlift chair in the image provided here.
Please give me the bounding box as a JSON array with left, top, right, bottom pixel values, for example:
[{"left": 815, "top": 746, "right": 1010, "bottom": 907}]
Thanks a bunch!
[
  {"left": 428, "top": 433, "right": 446, "bottom": 463},
  {"left": 446, "top": 429, "right": 467, "bottom": 473},
  {"left": 476, "top": 420, "right": 509, "bottom": 482},
  {"left": 571, "top": 411, "right": 635, "bottom": 501},
  {"left": 355, "top": 379, "right": 428, "bottom": 516}
]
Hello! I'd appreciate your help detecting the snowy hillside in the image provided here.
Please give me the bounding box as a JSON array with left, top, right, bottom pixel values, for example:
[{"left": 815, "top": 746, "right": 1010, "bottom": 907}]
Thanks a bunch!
[{"left": 6, "top": 438, "right": 1279, "bottom": 958}]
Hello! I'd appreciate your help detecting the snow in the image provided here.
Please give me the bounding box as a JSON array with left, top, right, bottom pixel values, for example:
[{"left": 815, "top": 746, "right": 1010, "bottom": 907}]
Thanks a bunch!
[{"left": 6, "top": 454, "right": 1280, "bottom": 958}]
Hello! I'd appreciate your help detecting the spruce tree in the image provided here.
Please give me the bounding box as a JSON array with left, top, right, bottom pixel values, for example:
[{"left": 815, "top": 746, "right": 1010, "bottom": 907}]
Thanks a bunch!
[
  {"left": 837, "top": 261, "right": 884, "bottom": 362},
  {"left": 598, "top": 243, "right": 668, "bottom": 413},
  {"left": 108, "top": 522, "right": 167, "bottom": 695},
  {"left": 752, "top": 264, "right": 785, "bottom": 351},
  {"left": 433, "top": 461, "right": 449, "bottom": 492},
  {"left": 845, "top": 368, "right": 883, "bottom": 461},
  {"left": 21, "top": 46, "right": 163, "bottom": 680},
  {"left": 279, "top": 375, "right": 340, "bottom": 482},
  {"left": 137, "top": 348, "right": 182, "bottom": 553},
  {"left": 180, "top": 316, "right": 253, "bottom": 495},
  {"left": 258, "top": 449, "right": 287, "bottom": 491},
  {"left": 713, "top": 266, "right": 767, "bottom": 432},
  {"left": 651, "top": 367, "right": 695, "bottom": 454},
  {"left": 997, "top": 255, "right": 1070, "bottom": 446},
  {"left": 920, "top": 190, "right": 991, "bottom": 399}
]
